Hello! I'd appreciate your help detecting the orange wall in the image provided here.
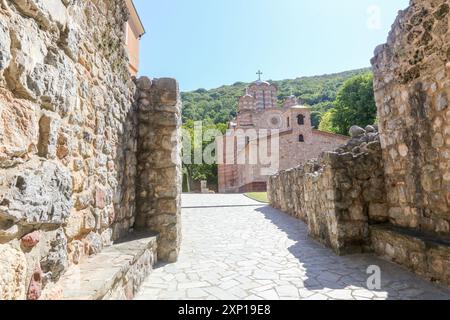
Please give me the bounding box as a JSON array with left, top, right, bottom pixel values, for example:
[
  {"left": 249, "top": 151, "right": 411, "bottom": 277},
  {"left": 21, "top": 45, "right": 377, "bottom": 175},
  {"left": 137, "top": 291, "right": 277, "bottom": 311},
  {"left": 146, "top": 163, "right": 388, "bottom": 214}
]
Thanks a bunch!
[{"left": 126, "top": 22, "right": 141, "bottom": 76}]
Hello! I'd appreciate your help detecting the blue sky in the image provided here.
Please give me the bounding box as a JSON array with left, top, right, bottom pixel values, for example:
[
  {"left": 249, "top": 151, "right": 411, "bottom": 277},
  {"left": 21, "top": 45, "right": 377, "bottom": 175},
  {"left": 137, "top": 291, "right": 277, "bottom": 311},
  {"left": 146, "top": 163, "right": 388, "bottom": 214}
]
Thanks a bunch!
[{"left": 134, "top": 0, "right": 409, "bottom": 91}]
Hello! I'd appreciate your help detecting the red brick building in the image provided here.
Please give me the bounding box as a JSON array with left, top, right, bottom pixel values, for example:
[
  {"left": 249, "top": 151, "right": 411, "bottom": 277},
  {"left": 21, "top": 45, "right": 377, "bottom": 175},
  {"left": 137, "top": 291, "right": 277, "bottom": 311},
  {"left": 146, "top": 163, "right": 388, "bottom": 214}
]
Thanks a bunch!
[{"left": 218, "top": 79, "right": 349, "bottom": 193}]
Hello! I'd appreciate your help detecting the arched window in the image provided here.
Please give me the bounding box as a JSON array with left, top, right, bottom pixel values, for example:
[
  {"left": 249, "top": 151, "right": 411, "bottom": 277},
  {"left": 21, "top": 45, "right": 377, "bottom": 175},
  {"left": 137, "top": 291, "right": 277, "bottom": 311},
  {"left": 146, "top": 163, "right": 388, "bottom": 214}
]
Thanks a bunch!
[
  {"left": 299, "top": 135, "right": 305, "bottom": 142},
  {"left": 297, "top": 114, "right": 305, "bottom": 125}
]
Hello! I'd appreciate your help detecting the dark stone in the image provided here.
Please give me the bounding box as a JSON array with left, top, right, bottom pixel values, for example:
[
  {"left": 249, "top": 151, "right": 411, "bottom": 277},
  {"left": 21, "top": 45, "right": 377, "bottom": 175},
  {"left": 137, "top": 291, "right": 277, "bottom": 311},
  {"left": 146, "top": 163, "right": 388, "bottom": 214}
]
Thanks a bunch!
[
  {"left": 136, "top": 77, "right": 152, "bottom": 91},
  {"left": 434, "top": 4, "right": 449, "bottom": 20},
  {"left": 402, "top": 66, "right": 421, "bottom": 84},
  {"left": 349, "top": 126, "right": 366, "bottom": 138},
  {"left": 420, "top": 31, "right": 433, "bottom": 46},
  {"left": 41, "top": 229, "right": 68, "bottom": 281},
  {"left": 27, "top": 265, "right": 43, "bottom": 301}
]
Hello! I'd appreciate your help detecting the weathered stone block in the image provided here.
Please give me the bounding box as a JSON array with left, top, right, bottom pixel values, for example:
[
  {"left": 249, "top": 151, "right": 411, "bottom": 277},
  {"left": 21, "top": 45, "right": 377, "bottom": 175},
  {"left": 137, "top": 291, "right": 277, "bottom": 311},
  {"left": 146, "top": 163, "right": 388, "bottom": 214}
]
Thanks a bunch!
[
  {"left": 0, "top": 223, "right": 19, "bottom": 240},
  {"left": 40, "top": 228, "right": 68, "bottom": 281},
  {"left": 0, "top": 17, "right": 11, "bottom": 75},
  {"left": 0, "top": 91, "right": 39, "bottom": 165},
  {"left": 94, "top": 186, "right": 107, "bottom": 209},
  {"left": 82, "top": 210, "right": 97, "bottom": 234},
  {"left": 65, "top": 210, "right": 84, "bottom": 240},
  {"left": 156, "top": 199, "right": 178, "bottom": 215},
  {"left": 67, "top": 240, "right": 85, "bottom": 265},
  {"left": 0, "top": 244, "right": 27, "bottom": 300},
  {"left": 0, "top": 160, "right": 72, "bottom": 225},
  {"left": 84, "top": 231, "right": 103, "bottom": 256},
  {"left": 38, "top": 113, "right": 60, "bottom": 159},
  {"left": 21, "top": 231, "right": 41, "bottom": 248},
  {"left": 349, "top": 125, "right": 366, "bottom": 138},
  {"left": 5, "top": 16, "right": 47, "bottom": 98},
  {"left": 27, "top": 51, "right": 78, "bottom": 116},
  {"left": 369, "top": 203, "right": 389, "bottom": 222},
  {"left": 12, "top": 0, "right": 68, "bottom": 30},
  {"left": 154, "top": 78, "right": 179, "bottom": 106},
  {"left": 60, "top": 20, "right": 80, "bottom": 61},
  {"left": 136, "top": 77, "right": 152, "bottom": 91}
]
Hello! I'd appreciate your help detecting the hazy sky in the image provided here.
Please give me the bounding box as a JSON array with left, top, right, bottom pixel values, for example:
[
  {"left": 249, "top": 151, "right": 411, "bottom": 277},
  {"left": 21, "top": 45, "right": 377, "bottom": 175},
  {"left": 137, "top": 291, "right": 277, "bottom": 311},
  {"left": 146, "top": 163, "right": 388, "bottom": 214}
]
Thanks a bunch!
[{"left": 134, "top": 0, "right": 409, "bottom": 91}]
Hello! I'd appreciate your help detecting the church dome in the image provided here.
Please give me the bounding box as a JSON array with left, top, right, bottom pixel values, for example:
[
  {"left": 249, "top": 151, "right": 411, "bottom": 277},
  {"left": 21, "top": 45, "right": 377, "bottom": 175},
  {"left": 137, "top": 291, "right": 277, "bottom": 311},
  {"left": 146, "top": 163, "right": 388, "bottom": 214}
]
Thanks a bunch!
[{"left": 253, "top": 80, "right": 271, "bottom": 86}]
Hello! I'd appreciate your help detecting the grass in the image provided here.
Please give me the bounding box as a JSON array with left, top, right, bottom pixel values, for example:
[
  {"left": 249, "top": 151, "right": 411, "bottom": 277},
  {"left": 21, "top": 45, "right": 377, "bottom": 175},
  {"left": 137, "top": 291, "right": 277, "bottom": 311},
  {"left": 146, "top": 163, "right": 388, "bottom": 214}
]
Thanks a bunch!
[{"left": 244, "top": 192, "right": 269, "bottom": 203}]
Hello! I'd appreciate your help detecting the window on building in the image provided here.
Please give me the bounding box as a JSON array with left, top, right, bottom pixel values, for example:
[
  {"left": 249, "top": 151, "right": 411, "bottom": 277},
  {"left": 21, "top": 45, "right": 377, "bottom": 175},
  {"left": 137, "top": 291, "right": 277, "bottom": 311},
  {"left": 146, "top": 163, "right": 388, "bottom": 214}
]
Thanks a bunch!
[
  {"left": 299, "top": 135, "right": 305, "bottom": 142},
  {"left": 246, "top": 137, "right": 250, "bottom": 145},
  {"left": 297, "top": 114, "right": 305, "bottom": 125},
  {"left": 287, "top": 117, "right": 290, "bottom": 127}
]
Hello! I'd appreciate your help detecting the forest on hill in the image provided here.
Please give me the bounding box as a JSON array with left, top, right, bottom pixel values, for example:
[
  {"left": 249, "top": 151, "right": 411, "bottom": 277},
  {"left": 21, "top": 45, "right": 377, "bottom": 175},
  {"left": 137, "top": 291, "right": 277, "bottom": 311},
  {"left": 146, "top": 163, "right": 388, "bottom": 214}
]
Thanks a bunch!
[{"left": 181, "top": 67, "right": 371, "bottom": 127}]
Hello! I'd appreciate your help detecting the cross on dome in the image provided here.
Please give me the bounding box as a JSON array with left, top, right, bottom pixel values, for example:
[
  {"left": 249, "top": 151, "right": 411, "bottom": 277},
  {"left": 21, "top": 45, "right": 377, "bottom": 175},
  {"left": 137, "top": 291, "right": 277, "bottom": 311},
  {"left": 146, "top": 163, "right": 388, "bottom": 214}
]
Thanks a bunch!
[{"left": 256, "top": 70, "right": 263, "bottom": 81}]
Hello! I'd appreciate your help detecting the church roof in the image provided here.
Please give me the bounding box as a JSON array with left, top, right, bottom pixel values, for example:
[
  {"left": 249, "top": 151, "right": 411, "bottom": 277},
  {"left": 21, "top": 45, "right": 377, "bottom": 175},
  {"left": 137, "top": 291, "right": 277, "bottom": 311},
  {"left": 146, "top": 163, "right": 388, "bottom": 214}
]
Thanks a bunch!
[{"left": 250, "top": 80, "right": 274, "bottom": 87}]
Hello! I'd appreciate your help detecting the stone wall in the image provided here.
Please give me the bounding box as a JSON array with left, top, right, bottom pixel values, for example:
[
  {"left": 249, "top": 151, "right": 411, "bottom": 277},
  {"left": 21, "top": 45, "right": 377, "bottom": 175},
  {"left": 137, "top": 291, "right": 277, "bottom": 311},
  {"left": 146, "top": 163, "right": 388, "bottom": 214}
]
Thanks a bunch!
[
  {"left": 269, "top": 0, "right": 450, "bottom": 288},
  {"left": 0, "top": 1, "right": 181, "bottom": 300},
  {"left": 369, "top": 0, "right": 450, "bottom": 287},
  {"left": 372, "top": 0, "right": 450, "bottom": 236},
  {"left": 269, "top": 126, "right": 385, "bottom": 254},
  {"left": 135, "top": 77, "right": 182, "bottom": 263}
]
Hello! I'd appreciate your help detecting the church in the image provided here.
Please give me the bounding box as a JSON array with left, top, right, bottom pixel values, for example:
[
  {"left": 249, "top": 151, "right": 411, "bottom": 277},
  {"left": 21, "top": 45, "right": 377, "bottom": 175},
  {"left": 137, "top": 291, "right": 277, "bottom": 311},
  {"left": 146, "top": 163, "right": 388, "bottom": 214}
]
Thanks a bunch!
[{"left": 218, "top": 73, "right": 349, "bottom": 193}]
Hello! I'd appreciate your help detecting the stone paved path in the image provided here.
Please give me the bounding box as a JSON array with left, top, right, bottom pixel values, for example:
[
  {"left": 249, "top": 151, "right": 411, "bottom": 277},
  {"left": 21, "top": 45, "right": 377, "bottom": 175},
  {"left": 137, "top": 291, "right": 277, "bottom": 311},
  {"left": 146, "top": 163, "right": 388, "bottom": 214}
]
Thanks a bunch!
[{"left": 136, "top": 194, "right": 450, "bottom": 300}]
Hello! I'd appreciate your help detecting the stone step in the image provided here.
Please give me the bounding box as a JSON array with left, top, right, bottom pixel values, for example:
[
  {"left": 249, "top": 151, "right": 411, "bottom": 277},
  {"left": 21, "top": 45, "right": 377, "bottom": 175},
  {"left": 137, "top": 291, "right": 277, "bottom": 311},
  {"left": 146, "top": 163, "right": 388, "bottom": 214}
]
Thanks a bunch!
[
  {"left": 370, "top": 224, "right": 450, "bottom": 288},
  {"left": 58, "top": 232, "right": 158, "bottom": 300}
]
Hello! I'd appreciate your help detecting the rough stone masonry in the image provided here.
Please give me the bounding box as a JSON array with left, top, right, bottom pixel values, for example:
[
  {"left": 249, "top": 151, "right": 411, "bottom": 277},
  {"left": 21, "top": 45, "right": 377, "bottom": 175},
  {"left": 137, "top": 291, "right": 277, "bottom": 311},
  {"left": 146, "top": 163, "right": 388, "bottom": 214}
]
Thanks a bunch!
[
  {"left": 135, "top": 77, "right": 182, "bottom": 263},
  {"left": 269, "top": 125, "right": 385, "bottom": 255},
  {"left": 371, "top": 0, "right": 450, "bottom": 286},
  {"left": 269, "top": 0, "right": 450, "bottom": 288},
  {"left": 0, "top": 0, "right": 181, "bottom": 300}
]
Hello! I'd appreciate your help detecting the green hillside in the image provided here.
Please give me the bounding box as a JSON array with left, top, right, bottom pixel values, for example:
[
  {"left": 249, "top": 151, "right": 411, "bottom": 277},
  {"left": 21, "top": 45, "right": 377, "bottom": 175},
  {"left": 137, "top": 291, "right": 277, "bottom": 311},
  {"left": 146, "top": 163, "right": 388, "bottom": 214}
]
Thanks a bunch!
[{"left": 181, "top": 68, "right": 372, "bottom": 127}]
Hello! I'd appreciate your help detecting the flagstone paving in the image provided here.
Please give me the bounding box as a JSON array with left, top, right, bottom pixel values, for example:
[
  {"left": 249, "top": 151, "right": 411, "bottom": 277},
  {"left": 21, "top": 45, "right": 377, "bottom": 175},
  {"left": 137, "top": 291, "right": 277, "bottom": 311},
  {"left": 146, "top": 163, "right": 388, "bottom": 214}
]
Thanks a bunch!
[{"left": 135, "top": 194, "right": 450, "bottom": 300}]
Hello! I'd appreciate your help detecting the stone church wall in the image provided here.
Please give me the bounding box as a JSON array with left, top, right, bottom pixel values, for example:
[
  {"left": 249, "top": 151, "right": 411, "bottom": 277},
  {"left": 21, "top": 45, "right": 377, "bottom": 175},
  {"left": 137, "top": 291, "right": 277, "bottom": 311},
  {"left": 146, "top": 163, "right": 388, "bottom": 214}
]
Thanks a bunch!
[{"left": 0, "top": 0, "right": 181, "bottom": 300}]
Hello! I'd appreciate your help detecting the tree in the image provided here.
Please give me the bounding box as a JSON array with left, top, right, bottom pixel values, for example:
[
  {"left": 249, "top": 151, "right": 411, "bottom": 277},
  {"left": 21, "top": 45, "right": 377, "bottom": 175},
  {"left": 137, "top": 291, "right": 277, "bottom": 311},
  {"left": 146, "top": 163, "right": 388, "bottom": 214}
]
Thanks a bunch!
[
  {"left": 182, "top": 121, "right": 227, "bottom": 192},
  {"left": 318, "top": 109, "right": 339, "bottom": 134},
  {"left": 311, "top": 101, "right": 335, "bottom": 128},
  {"left": 330, "top": 73, "right": 377, "bottom": 135}
]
